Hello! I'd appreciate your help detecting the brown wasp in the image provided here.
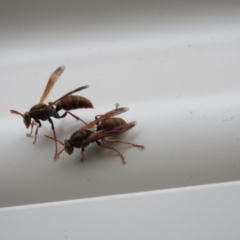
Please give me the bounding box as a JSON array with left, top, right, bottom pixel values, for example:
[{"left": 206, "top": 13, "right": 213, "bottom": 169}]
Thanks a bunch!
[
  {"left": 10, "top": 66, "right": 94, "bottom": 158},
  {"left": 45, "top": 106, "right": 144, "bottom": 164}
]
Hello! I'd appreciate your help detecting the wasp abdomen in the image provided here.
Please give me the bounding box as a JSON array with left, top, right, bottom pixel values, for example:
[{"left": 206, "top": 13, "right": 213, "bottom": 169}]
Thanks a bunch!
[
  {"left": 97, "top": 118, "right": 126, "bottom": 131},
  {"left": 56, "top": 96, "right": 93, "bottom": 112}
]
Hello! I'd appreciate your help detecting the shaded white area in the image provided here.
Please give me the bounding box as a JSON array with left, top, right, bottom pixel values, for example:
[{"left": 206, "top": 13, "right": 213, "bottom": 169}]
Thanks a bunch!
[{"left": 0, "top": 182, "right": 239, "bottom": 240}]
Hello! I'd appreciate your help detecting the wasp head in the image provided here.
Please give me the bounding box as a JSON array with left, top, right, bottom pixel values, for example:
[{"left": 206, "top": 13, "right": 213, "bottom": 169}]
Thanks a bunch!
[
  {"left": 23, "top": 112, "right": 32, "bottom": 128},
  {"left": 64, "top": 140, "right": 74, "bottom": 155}
]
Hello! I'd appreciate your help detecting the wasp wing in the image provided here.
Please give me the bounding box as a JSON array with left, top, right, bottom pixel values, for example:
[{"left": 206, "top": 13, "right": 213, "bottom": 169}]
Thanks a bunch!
[
  {"left": 31, "top": 85, "right": 89, "bottom": 114},
  {"left": 44, "top": 85, "right": 89, "bottom": 110},
  {"left": 39, "top": 66, "right": 66, "bottom": 104},
  {"left": 84, "top": 121, "right": 136, "bottom": 143},
  {"left": 81, "top": 107, "right": 130, "bottom": 130}
]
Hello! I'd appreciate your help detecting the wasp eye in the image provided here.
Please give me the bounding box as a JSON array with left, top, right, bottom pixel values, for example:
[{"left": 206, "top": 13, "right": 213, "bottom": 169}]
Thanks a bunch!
[
  {"left": 64, "top": 140, "right": 74, "bottom": 155},
  {"left": 23, "top": 113, "right": 31, "bottom": 128}
]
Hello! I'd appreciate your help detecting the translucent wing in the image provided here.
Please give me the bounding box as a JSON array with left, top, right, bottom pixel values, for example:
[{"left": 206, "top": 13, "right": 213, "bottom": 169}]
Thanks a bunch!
[
  {"left": 85, "top": 121, "right": 137, "bottom": 143},
  {"left": 39, "top": 66, "right": 66, "bottom": 104},
  {"left": 30, "top": 85, "right": 89, "bottom": 115},
  {"left": 44, "top": 85, "right": 89, "bottom": 110},
  {"left": 81, "top": 107, "right": 129, "bottom": 130}
]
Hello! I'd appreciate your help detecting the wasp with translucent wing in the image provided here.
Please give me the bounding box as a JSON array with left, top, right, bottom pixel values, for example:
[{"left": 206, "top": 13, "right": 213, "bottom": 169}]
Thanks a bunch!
[
  {"left": 45, "top": 106, "right": 144, "bottom": 164},
  {"left": 10, "top": 66, "right": 94, "bottom": 158}
]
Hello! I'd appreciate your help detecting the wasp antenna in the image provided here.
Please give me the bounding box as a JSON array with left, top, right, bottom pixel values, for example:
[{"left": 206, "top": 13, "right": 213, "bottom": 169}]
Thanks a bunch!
[
  {"left": 10, "top": 110, "right": 24, "bottom": 118},
  {"left": 44, "top": 135, "right": 64, "bottom": 146},
  {"left": 57, "top": 148, "right": 65, "bottom": 159}
]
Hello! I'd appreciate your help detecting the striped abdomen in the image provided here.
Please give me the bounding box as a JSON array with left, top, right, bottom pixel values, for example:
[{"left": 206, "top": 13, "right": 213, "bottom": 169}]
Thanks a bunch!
[
  {"left": 97, "top": 118, "right": 126, "bottom": 131},
  {"left": 56, "top": 95, "right": 93, "bottom": 111}
]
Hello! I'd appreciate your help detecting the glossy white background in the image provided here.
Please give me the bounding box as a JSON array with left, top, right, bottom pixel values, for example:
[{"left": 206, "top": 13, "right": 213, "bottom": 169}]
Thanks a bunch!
[{"left": 0, "top": 0, "right": 240, "bottom": 238}]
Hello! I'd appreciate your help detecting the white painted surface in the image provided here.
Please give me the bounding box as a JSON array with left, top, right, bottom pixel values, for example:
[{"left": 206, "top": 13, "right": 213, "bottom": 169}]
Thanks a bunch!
[
  {"left": 0, "top": 182, "right": 239, "bottom": 240},
  {"left": 0, "top": 0, "right": 240, "bottom": 238}
]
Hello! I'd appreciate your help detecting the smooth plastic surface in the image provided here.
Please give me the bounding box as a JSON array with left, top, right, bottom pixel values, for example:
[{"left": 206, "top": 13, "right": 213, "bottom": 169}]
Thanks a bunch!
[
  {"left": 0, "top": 182, "right": 240, "bottom": 240},
  {"left": 1, "top": 0, "right": 240, "bottom": 208}
]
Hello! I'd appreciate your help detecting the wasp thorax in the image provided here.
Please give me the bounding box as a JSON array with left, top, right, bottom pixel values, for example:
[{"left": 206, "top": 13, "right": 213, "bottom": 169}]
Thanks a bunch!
[
  {"left": 23, "top": 112, "right": 31, "bottom": 128},
  {"left": 64, "top": 140, "right": 74, "bottom": 155}
]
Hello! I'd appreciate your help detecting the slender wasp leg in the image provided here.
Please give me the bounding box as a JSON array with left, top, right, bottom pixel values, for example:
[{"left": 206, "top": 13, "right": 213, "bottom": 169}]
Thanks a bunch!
[
  {"left": 48, "top": 118, "right": 58, "bottom": 159},
  {"left": 58, "top": 111, "right": 87, "bottom": 125},
  {"left": 80, "top": 148, "right": 85, "bottom": 162},
  {"left": 66, "top": 111, "right": 87, "bottom": 124},
  {"left": 56, "top": 147, "right": 65, "bottom": 159},
  {"left": 26, "top": 121, "right": 36, "bottom": 137},
  {"left": 33, "top": 125, "right": 39, "bottom": 144},
  {"left": 96, "top": 140, "right": 126, "bottom": 164},
  {"left": 102, "top": 138, "right": 145, "bottom": 149},
  {"left": 32, "top": 120, "right": 41, "bottom": 144}
]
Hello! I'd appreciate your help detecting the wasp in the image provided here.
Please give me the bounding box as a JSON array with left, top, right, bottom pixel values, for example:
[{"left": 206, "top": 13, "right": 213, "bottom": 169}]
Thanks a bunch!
[
  {"left": 10, "top": 66, "right": 94, "bottom": 158},
  {"left": 45, "top": 106, "right": 144, "bottom": 164}
]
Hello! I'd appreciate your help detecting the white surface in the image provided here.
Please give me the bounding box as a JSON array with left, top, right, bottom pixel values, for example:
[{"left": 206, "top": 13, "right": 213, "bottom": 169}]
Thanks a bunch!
[
  {"left": 1, "top": 0, "right": 240, "bottom": 207},
  {"left": 0, "top": 0, "right": 240, "bottom": 240},
  {"left": 0, "top": 0, "right": 240, "bottom": 237},
  {"left": 0, "top": 182, "right": 239, "bottom": 240}
]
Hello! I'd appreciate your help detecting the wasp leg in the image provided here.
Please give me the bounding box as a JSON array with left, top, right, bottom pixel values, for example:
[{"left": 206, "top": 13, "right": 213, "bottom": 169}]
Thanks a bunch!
[
  {"left": 67, "top": 111, "right": 87, "bottom": 124},
  {"left": 48, "top": 118, "right": 58, "bottom": 160},
  {"left": 33, "top": 125, "right": 39, "bottom": 144},
  {"left": 31, "top": 120, "right": 41, "bottom": 144},
  {"left": 26, "top": 121, "right": 36, "bottom": 137},
  {"left": 96, "top": 140, "right": 126, "bottom": 164},
  {"left": 56, "top": 147, "right": 65, "bottom": 159},
  {"left": 102, "top": 138, "right": 145, "bottom": 149},
  {"left": 80, "top": 147, "right": 85, "bottom": 162},
  {"left": 57, "top": 111, "right": 87, "bottom": 125}
]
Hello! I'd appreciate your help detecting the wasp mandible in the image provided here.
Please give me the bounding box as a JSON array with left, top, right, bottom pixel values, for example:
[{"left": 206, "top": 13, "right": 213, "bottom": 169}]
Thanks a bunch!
[
  {"left": 45, "top": 106, "right": 144, "bottom": 163},
  {"left": 10, "top": 66, "right": 94, "bottom": 158}
]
